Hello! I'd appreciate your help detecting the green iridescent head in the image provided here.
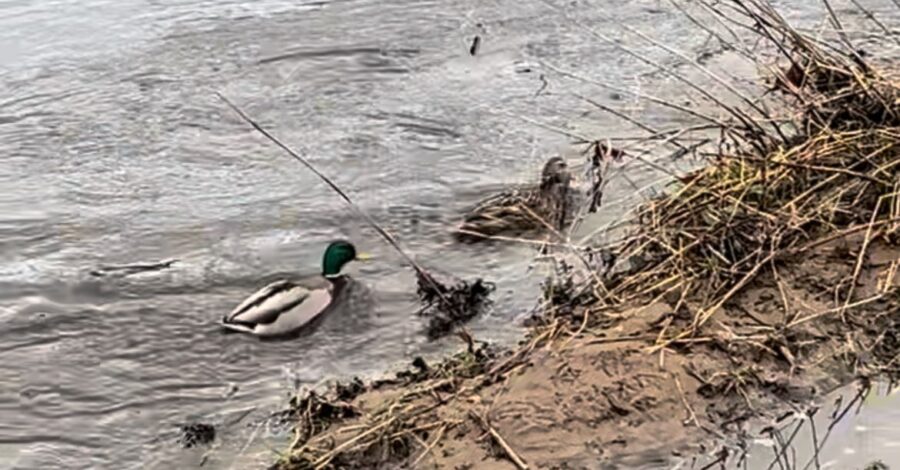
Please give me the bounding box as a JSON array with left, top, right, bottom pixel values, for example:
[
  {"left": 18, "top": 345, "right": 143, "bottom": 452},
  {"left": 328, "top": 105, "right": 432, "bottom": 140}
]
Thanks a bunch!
[{"left": 322, "top": 240, "right": 368, "bottom": 277}]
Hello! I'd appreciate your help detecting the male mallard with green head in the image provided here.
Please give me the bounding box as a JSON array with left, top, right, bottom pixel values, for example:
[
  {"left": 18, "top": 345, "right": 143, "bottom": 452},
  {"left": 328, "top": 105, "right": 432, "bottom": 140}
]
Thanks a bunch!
[
  {"left": 221, "top": 240, "right": 369, "bottom": 338},
  {"left": 455, "top": 157, "right": 573, "bottom": 242}
]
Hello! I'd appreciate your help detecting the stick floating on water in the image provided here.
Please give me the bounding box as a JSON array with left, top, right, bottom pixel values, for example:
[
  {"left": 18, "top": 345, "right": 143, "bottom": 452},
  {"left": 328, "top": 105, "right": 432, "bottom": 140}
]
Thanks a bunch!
[{"left": 215, "top": 92, "right": 455, "bottom": 311}]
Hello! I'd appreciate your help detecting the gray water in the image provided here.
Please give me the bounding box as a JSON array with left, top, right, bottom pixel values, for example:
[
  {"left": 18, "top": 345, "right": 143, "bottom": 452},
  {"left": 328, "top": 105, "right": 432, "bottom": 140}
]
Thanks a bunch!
[
  {"left": 742, "top": 382, "right": 900, "bottom": 470},
  {"left": 1, "top": 0, "right": 897, "bottom": 469}
]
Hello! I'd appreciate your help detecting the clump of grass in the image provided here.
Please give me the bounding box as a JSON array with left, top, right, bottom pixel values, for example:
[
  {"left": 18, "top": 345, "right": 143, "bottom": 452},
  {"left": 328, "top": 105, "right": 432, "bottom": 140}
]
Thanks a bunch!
[
  {"left": 271, "top": 344, "right": 499, "bottom": 469},
  {"left": 573, "top": 0, "right": 900, "bottom": 344}
]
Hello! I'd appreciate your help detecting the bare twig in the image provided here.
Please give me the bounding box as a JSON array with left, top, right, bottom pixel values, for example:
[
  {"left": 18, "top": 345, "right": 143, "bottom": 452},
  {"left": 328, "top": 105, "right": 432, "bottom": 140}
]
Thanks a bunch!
[
  {"left": 469, "top": 410, "right": 529, "bottom": 470},
  {"left": 216, "top": 92, "right": 457, "bottom": 312},
  {"left": 411, "top": 423, "right": 448, "bottom": 467},
  {"left": 675, "top": 376, "right": 701, "bottom": 427}
]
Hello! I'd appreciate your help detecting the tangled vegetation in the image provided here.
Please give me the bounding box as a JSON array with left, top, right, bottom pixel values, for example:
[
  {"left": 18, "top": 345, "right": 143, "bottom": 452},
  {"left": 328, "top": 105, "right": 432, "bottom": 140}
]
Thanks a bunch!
[{"left": 268, "top": 1, "right": 900, "bottom": 468}]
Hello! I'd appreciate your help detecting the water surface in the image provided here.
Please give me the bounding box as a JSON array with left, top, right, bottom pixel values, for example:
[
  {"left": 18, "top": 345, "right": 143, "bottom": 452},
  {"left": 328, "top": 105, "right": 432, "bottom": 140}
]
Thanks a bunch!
[{"left": 2, "top": 0, "right": 897, "bottom": 468}]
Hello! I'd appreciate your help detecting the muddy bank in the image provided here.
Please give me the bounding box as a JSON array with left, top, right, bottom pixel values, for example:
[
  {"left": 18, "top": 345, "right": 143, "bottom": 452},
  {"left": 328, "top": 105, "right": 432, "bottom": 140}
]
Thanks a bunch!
[
  {"left": 268, "top": 1, "right": 900, "bottom": 468},
  {"left": 271, "top": 236, "right": 899, "bottom": 469}
]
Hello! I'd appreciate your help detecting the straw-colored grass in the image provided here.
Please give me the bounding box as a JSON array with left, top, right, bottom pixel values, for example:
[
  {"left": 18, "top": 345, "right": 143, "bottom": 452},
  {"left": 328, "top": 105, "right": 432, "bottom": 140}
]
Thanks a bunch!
[
  {"left": 270, "top": 1, "right": 900, "bottom": 468},
  {"left": 558, "top": 0, "right": 900, "bottom": 342}
]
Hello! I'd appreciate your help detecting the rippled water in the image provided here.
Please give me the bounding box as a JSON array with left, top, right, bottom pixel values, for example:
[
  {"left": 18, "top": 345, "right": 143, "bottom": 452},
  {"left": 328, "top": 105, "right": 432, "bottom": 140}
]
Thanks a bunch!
[{"left": 2, "top": 0, "right": 897, "bottom": 469}]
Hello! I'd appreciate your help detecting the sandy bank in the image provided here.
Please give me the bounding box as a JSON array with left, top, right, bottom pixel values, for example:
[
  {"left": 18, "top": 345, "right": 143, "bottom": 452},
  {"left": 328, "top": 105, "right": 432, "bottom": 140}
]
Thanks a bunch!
[{"left": 268, "top": 1, "right": 900, "bottom": 468}]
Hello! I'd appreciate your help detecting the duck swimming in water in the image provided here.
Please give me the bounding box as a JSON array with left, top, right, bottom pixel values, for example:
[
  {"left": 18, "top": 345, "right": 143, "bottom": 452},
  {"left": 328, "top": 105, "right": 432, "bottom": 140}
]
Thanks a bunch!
[
  {"left": 221, "top": 240, "right": 368, "bottom": 338},
  {"left": 455, "top": 156, "right": 573, "bottom": 242}
]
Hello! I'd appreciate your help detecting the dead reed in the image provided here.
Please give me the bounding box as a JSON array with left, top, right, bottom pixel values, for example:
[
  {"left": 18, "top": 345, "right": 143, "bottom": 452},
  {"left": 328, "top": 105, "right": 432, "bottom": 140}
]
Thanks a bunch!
[
  {"left": 564, "top": 0, "right": 900, "bottom": 343},
  {"left": 271, "top": 1, "right": 900, "bottom": 468}
]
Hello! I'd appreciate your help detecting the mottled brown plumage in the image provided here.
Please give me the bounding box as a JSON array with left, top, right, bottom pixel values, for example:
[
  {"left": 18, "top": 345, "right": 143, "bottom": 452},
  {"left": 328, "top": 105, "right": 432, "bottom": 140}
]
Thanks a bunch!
[{"left": 455, "top": 157, "right": 573, "bottom": 242}]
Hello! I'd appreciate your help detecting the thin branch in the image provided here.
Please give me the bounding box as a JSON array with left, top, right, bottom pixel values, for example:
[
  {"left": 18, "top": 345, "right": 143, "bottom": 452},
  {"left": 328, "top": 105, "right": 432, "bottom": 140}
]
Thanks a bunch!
[
  {"left": 847, "top": 0, "right": 900, "bottom": 46},
  {"left": 216, "top": 92, "right": 456, "bottom": 311},
  {"left": 469, "top": 410, "right": 529, "bottom": 470},
  {"left": 540, "top": 61, "right": 729, "bottom": 128}
]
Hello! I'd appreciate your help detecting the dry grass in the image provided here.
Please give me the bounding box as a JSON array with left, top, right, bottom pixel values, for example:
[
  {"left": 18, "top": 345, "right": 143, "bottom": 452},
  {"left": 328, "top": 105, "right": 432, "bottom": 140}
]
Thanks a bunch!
[
  {"left": 558, "top": 0, "right": 900, "bottom": 336},
  {"left": 270, "top": 343, "right": 498, "bottom": 469},
  {"left": 269, "top": 1, "right": 900, "bottom": 468}
]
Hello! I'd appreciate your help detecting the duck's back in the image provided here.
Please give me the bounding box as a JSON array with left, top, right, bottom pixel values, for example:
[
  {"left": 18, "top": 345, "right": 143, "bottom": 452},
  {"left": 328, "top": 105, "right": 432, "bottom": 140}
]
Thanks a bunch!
[
  {"left": 252, "top": 288, "right": 334, "bottom": 337},
  {"left": 456, "top": 183, "right": 573, "bottom": 242},
  {"left": 225, "top": 279, "right": 312, "bottom": 326}
]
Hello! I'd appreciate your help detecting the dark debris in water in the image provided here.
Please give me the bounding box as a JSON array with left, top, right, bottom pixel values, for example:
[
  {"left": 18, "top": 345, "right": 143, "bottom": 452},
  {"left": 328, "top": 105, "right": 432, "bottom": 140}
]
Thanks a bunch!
[
  {"left": 282, "top": 390, "right": 359, "bottom": 445},
  {"left": 415, "top": 270, "right": 495, "bottom": 340},
  {"left": 287, "top": 391, "right": 358, "bottom": 423},
  {"left": 863, "top": 461, "right": 890, "bottom": 470},
  {"left": 179, "top": 422, "right": 215, "bottom": 448},
  {"left": 585, "top": 140, "right": 627, "bottom": 214},
  {"left": 334, "top": 377, "right": 366, "bottom": 402},
  {"left": 393, "top": 356, "right": 430, "bottom": 383},
  {"left": 411, "top": 356, "right": 428, "bottom": 371},
  {"left": 469, "top": 35, "right": 481, "bottom": 56},
  {"left": 90, "top": 259, "right": 178, "bottom": 277}
]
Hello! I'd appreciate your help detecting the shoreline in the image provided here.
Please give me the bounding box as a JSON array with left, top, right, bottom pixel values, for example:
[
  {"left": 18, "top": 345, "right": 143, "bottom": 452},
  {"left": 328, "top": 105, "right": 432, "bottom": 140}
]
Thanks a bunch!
[
  {"left": 267, "top": 1, "right": 900, "bottom": 468},
  {"left": 271, "top": 234, "right": 898, "bottom": 469}
]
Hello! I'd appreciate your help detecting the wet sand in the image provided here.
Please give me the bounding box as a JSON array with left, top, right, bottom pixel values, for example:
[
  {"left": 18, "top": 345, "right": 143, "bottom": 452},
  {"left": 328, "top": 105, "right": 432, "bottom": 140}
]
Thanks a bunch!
[{"left": 273, "top": 234, "right": 898, "bottom": 469}]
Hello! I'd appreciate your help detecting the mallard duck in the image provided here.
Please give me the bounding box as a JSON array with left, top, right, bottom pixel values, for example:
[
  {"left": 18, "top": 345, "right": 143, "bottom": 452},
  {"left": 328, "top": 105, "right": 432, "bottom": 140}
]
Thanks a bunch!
[
  {"left": 221, "top": 240, "right": 369, "bottom": 338},
  {"left": 455, "top": 157, "right": 573, "bottom": 242}
]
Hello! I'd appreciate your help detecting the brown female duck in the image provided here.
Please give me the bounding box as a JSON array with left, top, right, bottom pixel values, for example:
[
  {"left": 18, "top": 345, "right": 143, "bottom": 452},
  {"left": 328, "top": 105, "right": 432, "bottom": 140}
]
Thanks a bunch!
[{"left": 455, "top": 157, "right": 573, "bottom": 242}]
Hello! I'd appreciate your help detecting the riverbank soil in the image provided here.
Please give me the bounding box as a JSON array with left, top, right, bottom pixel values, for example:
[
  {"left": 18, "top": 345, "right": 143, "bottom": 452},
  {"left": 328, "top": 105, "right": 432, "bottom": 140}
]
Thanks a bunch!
[
  {"left": 273, "top": 237, "right": 900, "bottom": 469},
  {"left": 270, "top": 1, "right": 900, "bottom": 468}
]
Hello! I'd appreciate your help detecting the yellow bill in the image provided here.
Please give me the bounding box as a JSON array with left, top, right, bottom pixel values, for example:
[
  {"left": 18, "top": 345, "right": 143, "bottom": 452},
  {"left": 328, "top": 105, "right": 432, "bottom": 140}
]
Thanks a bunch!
[{"left": 356, "top": 252, "right": 373, "bottom": 261}]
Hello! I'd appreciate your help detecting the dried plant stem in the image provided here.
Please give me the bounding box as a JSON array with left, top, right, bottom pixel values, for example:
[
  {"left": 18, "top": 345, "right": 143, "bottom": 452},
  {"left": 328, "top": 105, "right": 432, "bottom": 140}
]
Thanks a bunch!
[
  {"left": 216, "top": 92, "right": 456, "bottom": 311},
  {"left": 619, "top": 22, "right": 785, "bottom": 141},
  {"left": 410, "top": 423, "right": 447, "bottom": 467},
  {"left": 668, "top": 0, "right": 755, "bottom": 59},
  {"left": 541, "top": 61, "right": 729, "bottom": 128},
  {"left": 469, "top": 410, "right": 529, "bottom": 470},
  {"left": 675, "top": 376, "right": 701, "bottom": 427},
  {"left": 573, "top": 93, "right": 689, "bottom": 152},
  {"left": 312, "top": 418, "right": 397, "bottom": 469},
  {"left": 847, "top": 0, "right": 900, "bottom": 45},
  {"left": 839, "top": 196, "right": 886, "bottom": 320}
]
